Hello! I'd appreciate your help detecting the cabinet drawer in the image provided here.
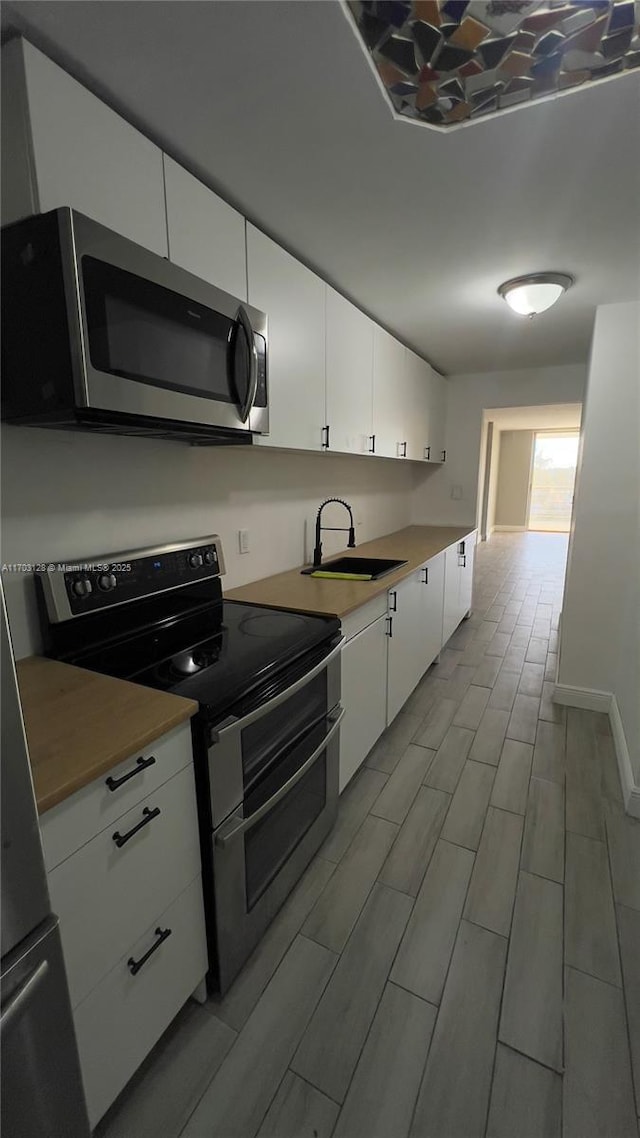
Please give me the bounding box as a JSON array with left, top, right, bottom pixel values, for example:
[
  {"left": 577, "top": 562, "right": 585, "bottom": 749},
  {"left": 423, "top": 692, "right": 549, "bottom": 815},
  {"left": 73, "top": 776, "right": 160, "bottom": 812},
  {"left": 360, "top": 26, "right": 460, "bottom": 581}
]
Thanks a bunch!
[
  {"left": 74, "top": 876, "right": 207, "bottom": 1128},
  {"left": 340, "top": 593, "right": 388, "bottom": 643},
  {"left": 48, "top": 764, "right": 201, "bottom": 1009},
  {"left": 40, "top": 722, "right": 193, "bottom": 871}
]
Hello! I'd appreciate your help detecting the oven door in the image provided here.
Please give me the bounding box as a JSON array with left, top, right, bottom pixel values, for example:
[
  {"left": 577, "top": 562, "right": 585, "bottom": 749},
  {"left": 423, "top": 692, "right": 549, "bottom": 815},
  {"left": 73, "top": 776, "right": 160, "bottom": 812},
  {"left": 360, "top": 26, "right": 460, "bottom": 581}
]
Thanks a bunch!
[
  {"left": 211, "top": 707, "right": 342, "bottom": 993},
  {"left": 64, "top": 210, "right": 268, "bottom": 434}
]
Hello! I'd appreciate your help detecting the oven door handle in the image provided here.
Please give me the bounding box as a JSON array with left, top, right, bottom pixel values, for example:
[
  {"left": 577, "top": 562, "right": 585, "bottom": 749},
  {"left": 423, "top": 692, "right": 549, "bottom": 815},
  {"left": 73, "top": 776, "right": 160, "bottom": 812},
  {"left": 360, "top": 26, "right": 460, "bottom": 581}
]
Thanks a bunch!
[
  {"left": 214, "top": 707, "right": 345, "bottom": 850},
  {"left": 213, "top": 636, "right": 345, "bottom": 739}
]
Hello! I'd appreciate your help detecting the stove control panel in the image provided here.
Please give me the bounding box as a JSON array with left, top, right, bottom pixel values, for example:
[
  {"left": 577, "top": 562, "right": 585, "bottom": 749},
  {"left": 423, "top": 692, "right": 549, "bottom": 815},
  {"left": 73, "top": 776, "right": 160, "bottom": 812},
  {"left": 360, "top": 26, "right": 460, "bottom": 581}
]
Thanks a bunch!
[{"left": 36, "top": 536, "right": 226, "bottom": 623}]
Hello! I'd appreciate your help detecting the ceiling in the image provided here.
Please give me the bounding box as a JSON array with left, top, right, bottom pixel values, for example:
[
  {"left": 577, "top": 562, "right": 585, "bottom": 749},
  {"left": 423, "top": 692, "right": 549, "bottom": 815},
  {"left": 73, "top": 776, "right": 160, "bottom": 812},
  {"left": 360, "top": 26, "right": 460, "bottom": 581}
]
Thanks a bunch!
[
  {"left": 486, "top": 402, "right": 582, "bottom": 429},
  {"left": 3, "top": 1, "right": 639, "bottom": 375}
]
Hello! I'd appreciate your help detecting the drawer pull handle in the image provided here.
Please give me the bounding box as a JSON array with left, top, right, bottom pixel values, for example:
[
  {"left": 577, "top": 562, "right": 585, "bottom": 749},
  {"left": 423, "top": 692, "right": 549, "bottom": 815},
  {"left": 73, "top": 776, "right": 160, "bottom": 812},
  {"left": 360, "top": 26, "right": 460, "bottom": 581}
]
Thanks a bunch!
[
  {"left": 113, "top": 806, "right": 161, "bottom": 849},
  {"left": 105, "top": 754, "right": 156, "bottom": 791},
  {"left": 127, "top": 927, "right": 172, "bottom": 976},
  {"left": 389, "top": 590, "right": 397, "bottom": 612}
]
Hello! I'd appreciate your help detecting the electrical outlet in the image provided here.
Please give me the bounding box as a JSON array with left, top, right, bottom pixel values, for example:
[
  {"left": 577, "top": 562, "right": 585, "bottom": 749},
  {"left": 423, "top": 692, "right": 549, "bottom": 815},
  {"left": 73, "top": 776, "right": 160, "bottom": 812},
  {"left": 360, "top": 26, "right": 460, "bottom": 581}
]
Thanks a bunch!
[
  {"left": 238, "top": 529, "right": 250, "bottom": 554},
  {"left": 451, "top": 485, "right": 463, "bottom": 500}
]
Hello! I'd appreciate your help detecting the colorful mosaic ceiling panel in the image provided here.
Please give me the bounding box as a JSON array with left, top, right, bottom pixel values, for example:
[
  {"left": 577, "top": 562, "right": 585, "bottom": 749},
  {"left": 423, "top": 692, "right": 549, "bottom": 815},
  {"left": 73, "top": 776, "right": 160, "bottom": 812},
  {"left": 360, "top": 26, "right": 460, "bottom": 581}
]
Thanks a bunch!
[{"left": 347, "top": 0, "right": 640, "bottom": 128}]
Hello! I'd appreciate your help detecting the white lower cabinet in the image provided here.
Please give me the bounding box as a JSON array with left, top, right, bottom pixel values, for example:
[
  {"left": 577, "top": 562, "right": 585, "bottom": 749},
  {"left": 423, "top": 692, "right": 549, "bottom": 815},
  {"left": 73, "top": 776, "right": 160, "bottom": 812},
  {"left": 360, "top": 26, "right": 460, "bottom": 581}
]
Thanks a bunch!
[
  {"left": 417, "top": 552, "right": 446, "bottom": 670},
  {"left": 39, "top": 721, "right": 207, "bottom": 1128},
  {"left": 339, "top": 613, "right": 388, "bottom": 791},
  {"left": 443, "top": 531, "right": 477, "bottom": 643},
  {"left": 47, "top": 764, "right": 201, "bottom": 1010},
  {"left": 387, "top": 572, "right": 423, "bottom": 724},
  {"left": 74, "top": 876, "right": 207, "bottom": 1129}
]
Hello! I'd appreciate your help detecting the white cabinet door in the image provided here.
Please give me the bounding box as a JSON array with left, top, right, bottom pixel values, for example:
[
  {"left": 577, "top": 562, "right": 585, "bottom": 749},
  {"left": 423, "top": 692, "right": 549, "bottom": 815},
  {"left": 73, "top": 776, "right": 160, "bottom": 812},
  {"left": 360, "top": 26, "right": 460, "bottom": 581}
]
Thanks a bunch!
[
  {"left": 458, "top": 531, "right": 476, "bottom": 617},
  {"left": 387, "top": 572, "right": 423, "bottom": 724},
  {"left": 426, "top": 370, "right": 447, "bottom": 462},
  {"left": 247, "top": 224, "right": 325, "bottom": 452},
  {"left": 443, "top": 545, "right": 461, "bottom": 645},
  {"left": 417, "top": 551, "right": 446, "bottom": 672},
  {"left": 326, "top": 287, "right": 373, "bottom": 455},
  {"left": 443, "top": 531, "right": 476, "bottom": 643},
  {"left": 339, "top": 614, "right": 388, "bottom": 791},
  {"left": 163, "top": 156, "right": 247, "bottom": 299},
  {"left": 372, "top": 326, "right": 406, "bottom": 459},
  {"left": 4, "top": 39, "right": 167, "bottom": 255},
  {"left": 405, "top": 349, "right": 431, "bottom": 462}
]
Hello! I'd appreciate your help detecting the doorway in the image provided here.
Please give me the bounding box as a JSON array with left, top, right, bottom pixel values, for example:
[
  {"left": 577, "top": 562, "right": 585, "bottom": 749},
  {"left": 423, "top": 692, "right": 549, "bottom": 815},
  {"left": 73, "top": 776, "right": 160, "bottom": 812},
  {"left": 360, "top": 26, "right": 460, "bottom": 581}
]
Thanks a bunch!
[{"left": 527, "top": 431, "right": 579, "bottom": 533}]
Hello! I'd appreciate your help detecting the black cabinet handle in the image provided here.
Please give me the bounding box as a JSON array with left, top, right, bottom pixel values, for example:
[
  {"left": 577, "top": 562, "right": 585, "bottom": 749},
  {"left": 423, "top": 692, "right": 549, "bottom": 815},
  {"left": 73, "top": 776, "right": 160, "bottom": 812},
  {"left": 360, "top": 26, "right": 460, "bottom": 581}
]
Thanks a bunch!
[
  {"left": 322, "top": 425, "right": 330, "bottom": 449},
  {"left": 401, "top": 441, "right": 407, "bottom": 458},
  {"left": 459, "top": 541, "right": 466, "bottom": 555},
  {"left": 422, "top": 567, "right": 429, "bottom": 584},
  {"left": 389, "top": 590, "right": 397, "bottom": 612},
  {"left": 424, "top": 446, "right": 431, "bottom": 460},
  {"left": 113, "top": 806, "right": 161, "bottom": 849},
  {"left": 105, "top": 754, "right": 156, "bottom": 791},
  {"left": 386, "top": 616, "right": 393, "bottom": 638},
  {"left": 368, "top": 434, "right": 376, "bottom": 454},
  {"left": 127, "top": 927, "right": 172, "bottom": 976},
  {"left": 459, "top": 555, "right": 466, "bottom": 568},
  {"left": 441, "top": 449, "right": 446, "bottom": 462}
]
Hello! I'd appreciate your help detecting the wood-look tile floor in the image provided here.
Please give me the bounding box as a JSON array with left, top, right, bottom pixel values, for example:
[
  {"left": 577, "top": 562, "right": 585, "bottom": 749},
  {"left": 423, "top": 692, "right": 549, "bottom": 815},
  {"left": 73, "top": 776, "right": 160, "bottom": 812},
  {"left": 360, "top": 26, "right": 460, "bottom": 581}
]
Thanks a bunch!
[{"left": 98, "top": 533, "right": 640, "bottom": 1138}]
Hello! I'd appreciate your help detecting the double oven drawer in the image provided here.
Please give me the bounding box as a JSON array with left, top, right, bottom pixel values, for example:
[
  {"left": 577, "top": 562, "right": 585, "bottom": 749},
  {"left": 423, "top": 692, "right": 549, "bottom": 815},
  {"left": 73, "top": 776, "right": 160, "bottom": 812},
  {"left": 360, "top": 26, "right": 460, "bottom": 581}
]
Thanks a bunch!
[{"left": 202, "top": 634, "right": 343, "bottom": 993}]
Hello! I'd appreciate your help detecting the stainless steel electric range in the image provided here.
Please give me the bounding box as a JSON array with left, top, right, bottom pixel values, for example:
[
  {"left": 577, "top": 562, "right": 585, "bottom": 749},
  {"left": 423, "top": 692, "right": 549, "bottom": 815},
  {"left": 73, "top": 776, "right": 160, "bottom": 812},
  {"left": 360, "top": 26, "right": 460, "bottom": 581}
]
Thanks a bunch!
[{"left": 35, "top": 536, "right": 343, "bottom": 993}]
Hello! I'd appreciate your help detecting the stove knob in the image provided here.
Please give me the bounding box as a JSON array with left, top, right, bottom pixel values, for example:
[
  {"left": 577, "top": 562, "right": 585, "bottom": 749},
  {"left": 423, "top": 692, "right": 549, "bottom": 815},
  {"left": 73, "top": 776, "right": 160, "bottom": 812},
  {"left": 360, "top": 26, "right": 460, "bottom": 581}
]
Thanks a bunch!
[
  {"left": 97, "top": 573, "right": 117, "bottom": 592},
  {"left": 71, "top": 577, "right": 93, "bottom": 598},
  {"left": 203, "top": 549, "right": 216, "bottom": 566},
  {"left": 188, "top": 552, "right": 204, "bottom": 569}
]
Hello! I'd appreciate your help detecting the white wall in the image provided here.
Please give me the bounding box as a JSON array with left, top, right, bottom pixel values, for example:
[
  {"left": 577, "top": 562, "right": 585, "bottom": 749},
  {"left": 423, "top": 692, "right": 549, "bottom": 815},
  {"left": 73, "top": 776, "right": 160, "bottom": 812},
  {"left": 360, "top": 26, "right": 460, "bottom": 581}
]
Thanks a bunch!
[
  {"left": 558, "top": 302, "right": 640, "bottom": 793},
  {"left": 484, "top": 427, "right": 501, "bottom": 538},
  {"left": 494, "top": 430, "right": 534, "bottom": 528},
  {"left": 1, "top": 425, "right": 413, "bottom": 659},
  {"left": 411, "top": 364, "right": 587, "bottom": 528}
]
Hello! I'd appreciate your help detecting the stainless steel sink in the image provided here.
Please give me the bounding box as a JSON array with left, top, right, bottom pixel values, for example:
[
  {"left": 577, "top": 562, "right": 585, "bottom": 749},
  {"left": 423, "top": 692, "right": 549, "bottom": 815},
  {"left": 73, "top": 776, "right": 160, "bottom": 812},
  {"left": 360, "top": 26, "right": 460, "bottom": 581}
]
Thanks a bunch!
[{"left": 301, "top": 556, "right": 408, "bottom": 580}]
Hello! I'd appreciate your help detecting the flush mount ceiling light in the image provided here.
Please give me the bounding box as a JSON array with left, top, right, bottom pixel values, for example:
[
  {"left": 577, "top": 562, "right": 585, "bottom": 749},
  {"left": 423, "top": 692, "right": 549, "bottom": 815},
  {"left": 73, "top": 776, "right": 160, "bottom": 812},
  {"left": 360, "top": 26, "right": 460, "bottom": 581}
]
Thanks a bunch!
[{"left": 498, "top": 272, "right": 574, "bottom": 317}]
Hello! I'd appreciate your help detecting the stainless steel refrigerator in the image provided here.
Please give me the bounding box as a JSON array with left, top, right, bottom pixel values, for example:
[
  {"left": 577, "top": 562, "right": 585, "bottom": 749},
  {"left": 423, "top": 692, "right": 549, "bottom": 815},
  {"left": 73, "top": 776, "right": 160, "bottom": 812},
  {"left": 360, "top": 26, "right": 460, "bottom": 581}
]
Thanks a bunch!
[{"left": 1, "top": 586, "right": 90, "bottom": 1137}]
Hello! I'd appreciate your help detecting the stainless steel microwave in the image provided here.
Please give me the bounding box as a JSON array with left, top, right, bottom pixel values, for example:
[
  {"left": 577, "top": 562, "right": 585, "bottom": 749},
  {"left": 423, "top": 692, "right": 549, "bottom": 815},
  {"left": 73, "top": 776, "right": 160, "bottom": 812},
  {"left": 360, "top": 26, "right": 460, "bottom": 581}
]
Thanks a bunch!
[{"left": 1, "top": 208, "right": 268, "bottom": 444}]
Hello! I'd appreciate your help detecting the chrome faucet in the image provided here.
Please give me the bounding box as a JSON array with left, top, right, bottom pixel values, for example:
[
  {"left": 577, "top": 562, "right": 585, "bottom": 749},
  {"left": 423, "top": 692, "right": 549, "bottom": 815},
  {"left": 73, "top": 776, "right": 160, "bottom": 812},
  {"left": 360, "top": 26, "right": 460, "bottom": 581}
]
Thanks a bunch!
[{"left": 313, "top": 498, "right": 356, "bottom": 568}]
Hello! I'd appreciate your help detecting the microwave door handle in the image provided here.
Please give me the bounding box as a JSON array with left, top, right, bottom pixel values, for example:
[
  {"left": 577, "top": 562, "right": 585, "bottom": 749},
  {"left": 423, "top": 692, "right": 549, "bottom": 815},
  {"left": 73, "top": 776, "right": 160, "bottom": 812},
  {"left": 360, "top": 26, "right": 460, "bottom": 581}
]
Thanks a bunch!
[
  {"left": 214, "top": 708, "right": 345, "bottom": 850},
  {"left": 235, "top": 305, "right": 258, "bottom": 424}
]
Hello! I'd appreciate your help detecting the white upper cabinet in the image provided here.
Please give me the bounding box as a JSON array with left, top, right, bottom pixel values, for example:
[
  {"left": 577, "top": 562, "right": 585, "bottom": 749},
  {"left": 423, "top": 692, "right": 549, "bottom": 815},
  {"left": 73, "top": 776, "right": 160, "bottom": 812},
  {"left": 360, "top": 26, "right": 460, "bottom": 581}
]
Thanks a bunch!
[
  {"left": 426, "top": 370, "right": 447, "bottom": 462},
  {"left": 1, "top": 38, "right": 167, "bottom": 255},
  {"left": 247, "top": 224, "right": 326, "bottom": 451},
  {"left": 405, "top": 349, "right": 431, "bottom": 462},
  {"left": 372, "top": 326, "right": 406, "bottom": 459},
  {"left": 163, "top": 156, "right": 247, "bottom": 300},
  {"left": 325, "top": 288, "right": 374, "bottom": 455}
]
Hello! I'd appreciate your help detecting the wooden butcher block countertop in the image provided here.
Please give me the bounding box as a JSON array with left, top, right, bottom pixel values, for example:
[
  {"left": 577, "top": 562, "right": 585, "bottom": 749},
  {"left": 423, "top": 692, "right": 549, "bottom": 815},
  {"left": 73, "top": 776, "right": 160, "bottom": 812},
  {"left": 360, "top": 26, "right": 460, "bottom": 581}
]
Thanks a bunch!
[
  {"left": 16, "top": 656, "right": 198, "bottom": 815},
  {"left": 227, "top": 525, "right": 474, "bottom": 620}
]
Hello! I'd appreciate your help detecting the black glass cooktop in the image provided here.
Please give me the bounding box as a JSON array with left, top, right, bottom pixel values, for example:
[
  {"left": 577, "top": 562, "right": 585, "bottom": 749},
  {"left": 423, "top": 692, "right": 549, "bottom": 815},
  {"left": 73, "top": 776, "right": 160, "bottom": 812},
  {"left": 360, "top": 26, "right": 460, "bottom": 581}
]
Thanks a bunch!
[{"left": 57, "top": 598, "right": 340, "bottom": 724}]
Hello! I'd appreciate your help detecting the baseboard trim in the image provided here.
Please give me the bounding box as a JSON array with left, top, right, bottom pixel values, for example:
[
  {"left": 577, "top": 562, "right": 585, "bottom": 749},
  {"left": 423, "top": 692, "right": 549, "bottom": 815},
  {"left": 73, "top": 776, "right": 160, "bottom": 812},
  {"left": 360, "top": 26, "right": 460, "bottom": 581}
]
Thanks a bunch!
[
  {"left": 609, "top": 696, "right": 640, "bottom": 820},
  {"left": 552, "top": 684, "right": 612, "bottom": 712},
  {"left": 493, "top": 525, "right": 526, "bottom": 532},
  {"left": 553, "top": 683, "right": 640, "bottom": 818}
]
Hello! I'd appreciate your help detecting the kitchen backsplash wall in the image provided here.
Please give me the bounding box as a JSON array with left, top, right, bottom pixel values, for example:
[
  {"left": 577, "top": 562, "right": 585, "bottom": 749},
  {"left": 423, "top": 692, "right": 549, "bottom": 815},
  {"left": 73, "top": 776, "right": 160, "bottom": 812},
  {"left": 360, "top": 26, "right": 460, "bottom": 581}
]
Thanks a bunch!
[{"left": 1, "top": 424, "right": 413, "bottom": 659}]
